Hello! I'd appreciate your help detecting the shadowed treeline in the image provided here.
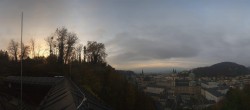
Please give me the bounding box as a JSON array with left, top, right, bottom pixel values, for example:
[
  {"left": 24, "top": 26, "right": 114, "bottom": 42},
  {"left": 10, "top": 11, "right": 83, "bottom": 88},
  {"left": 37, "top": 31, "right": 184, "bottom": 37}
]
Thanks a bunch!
[
  {"left": 210, "top": 85, "right": 250, "bottom": 110},
  {"left": 6, "top": 27, "right": 107, "bottom": 65}
]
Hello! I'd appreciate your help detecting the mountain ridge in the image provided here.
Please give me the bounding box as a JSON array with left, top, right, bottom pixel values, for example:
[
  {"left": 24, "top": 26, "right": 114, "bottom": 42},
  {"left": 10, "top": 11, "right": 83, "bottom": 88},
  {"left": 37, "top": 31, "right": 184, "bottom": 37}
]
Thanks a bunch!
[{"left": 192, "top": 62, "right": 250, "bottom": 77}]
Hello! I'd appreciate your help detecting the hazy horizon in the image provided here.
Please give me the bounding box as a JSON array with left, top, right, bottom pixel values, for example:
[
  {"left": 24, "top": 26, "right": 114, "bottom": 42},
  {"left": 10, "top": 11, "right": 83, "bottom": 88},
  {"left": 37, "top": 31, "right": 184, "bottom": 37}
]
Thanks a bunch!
[{"left": 1, "top": 0, "right": 250, "bottom": 72}]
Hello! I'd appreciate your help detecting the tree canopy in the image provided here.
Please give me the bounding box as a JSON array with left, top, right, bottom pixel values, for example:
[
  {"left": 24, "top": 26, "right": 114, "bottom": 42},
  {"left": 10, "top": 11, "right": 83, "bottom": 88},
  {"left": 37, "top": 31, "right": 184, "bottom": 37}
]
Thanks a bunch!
[
  {"left": 211, "top": 86, "right": 250, "bottom": 110},
  {"left": 8, "top": 39, "right": 19, "bottom": 62},
  {"left": 86, "top": 41, "right": 107, "bottom": 64}
]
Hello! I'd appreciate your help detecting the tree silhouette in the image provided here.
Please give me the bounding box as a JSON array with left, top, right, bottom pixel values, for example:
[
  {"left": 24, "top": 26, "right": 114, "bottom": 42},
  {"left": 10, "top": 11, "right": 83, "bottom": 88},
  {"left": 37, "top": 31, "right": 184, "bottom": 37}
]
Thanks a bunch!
[
  {"left": 0, "top": 50, "right": 9, "bottom": 64},
  {"left": 65, "top": 32, "right": 78, "bottom": 64},
  {"left": 45, "top": 35, "right": 56, "bottom": 56},
  {"left": 83, "top": 46, "right": 86, "bottom": 62},
  {"left": 86, "top": 41, "right": 107, "bottom": 64},
  {"left": 30, "top": 38, "right": 36, "bottom": 58},
  {"left": 76, "top": 44, "right": 83, "bottom": 63},
  {"left": 8, "top": 39, "right": 19, "bottom": 62},
  {"left": 56, "top": 27, "right": 67, "bottom": 64},
  {"left": 20, "top": 43, "right": 30, "bottom": 60}
]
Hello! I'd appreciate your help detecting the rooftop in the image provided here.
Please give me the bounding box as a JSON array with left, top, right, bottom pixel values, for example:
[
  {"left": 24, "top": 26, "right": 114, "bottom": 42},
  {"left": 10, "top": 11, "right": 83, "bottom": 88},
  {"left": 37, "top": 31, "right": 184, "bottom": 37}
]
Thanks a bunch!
[{"left": 4, "top": 76, "right": 63, "bottom": 86}]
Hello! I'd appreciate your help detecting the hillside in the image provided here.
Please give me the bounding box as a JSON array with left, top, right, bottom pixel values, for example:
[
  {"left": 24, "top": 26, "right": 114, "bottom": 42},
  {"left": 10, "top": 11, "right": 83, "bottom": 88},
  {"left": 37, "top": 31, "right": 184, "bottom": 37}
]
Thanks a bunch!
[
  {"left": 192, "top": 62, "right": 250, "bottom": 77},
  {"left": 116, "top": 70, "right": 137, "bottom": 77},
  {"left": 70, "top": 64, "right": 156, "bottom": 110},
  {"left": 0, "top": 58, "right": 156, "bottom": 110}
]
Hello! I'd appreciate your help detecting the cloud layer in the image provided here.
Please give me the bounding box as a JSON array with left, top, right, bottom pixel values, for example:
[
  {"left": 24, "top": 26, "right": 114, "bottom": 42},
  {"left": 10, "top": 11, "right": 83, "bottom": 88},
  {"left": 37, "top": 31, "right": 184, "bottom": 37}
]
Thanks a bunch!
[{"left": 1, "top": 0, "right": 250, "bottom": 72}]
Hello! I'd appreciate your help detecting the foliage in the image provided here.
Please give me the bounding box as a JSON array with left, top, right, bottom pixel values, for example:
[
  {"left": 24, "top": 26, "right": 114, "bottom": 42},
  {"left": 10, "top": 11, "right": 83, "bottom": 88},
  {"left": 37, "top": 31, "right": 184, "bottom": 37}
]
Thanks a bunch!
[
  {"left": 0, "top": 50, "right": 9, "bottom": 74},
  {"left": 86, "top": 41, "right": 107, "bottom": 64},
  {"left": 64, "top": 32, "right": 78, "bottom": 63},
  {"left": 75, "top": 44, "right": 83, "bottom": 63},
  {"left": 71, "top": 63, "right": 156, "bottom": 110},
  {"left": 55, "top": 27, "right": 68, "bottom": 64},
  {"left": 46, "top": 54, "right": 58, "bottom": 64},
  {"left": 0, "top": 50, "right": 9, "bottom": 64},
  {"left": 8, "top": 39, "right": 19, "bottom": 62},
  {"left": 20, "top": 43, "right": 30, "bottom": 60},
  {"left": 211, "top": 86, "right": 250, "bottom": 110},
  {"left": 0, "top": 58, "right": 156, "bottom": 110},
  {"left": 45, "top": 35, "right": 56, "bottom": 56}
]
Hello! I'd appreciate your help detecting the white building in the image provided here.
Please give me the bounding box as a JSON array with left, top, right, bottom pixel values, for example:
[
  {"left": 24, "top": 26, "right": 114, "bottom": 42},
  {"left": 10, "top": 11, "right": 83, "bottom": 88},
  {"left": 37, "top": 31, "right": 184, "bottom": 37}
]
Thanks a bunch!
[
  {"left": 201, "top": 88, "right": 224, "bottom": 102},
  {"left": 201, "top": 81, "right": 219, "bottom": 89},
  {"left": 144, "top": 86, "right": 165, "bottom": 95},
  {"left": 144, "top": 86, "right": 165, "bottom": 101},
  {"left": 201, "top": 81, "right": 229, "bottom": 103}
]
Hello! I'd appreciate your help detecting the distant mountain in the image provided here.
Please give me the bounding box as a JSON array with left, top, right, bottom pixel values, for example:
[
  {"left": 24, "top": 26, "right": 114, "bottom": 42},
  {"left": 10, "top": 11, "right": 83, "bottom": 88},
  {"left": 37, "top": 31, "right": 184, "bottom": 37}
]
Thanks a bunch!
[{"left": 192, "top": 62, "right": 250, "bottom": 77}]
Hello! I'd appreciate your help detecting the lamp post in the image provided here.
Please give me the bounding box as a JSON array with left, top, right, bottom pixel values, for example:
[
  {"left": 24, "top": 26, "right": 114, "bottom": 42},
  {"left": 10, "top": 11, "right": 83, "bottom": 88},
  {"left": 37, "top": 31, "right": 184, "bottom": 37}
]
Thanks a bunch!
[{"left": 20, "top": 12, "right": 23, "bottom": 110}]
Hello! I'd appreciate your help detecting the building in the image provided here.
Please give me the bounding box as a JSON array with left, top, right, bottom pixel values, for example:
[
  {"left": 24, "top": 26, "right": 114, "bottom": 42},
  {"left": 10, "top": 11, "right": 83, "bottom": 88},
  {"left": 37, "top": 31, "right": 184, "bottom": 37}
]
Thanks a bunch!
[
  {"left": 173, "top": 79, "right": 200, "bottom": 95},
  {"left": 201, "top": 81, "right": 219, "bottom": 89},
  {"left": 200, "top": 81, "right": 229, "bottom": 103},
  {"left": 201, "top": 88, "right": 224, "bottom": 102},
  {"left": 144, "top": 86, "right": 166, "bottom": 101}
]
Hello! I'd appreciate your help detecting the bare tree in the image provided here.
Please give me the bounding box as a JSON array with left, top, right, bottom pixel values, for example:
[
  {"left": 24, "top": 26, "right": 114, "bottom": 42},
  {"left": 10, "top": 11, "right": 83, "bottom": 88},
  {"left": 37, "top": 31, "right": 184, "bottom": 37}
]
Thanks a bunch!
[
  {"left": 56, "top": 27, "right": 67, "bottom": 64},
  {"left": 20, "top": 43, "right": 30, "bottom": 60},
  {"left": 65, "top": 32, "right": 78, "bottom": 64},
  {"left": 8, "top": 39, "right": 19, "bottom": 62},
  {"left": 36, "top": 44, "right": 42, "bottom": 57},
  {"left": 83, "top": 46, "right": 86, "bottom": 62},
  {"left": 70, "top": 50, "right": 77, "bottom": 62},
  {"left": 86, "top": 41, "right": 107, "bottom": 64},
  {"left": 45, "top": 35, "right": 56, "bottom": 56},
  {"left": 47, "top": 27, "right": 79, "bottom": 64},
  {"left": 76, "top": 44, "right": 83, "bottom": 63},
  {"left": 30, "top": 38, "right": 35, "bottom": 58}
]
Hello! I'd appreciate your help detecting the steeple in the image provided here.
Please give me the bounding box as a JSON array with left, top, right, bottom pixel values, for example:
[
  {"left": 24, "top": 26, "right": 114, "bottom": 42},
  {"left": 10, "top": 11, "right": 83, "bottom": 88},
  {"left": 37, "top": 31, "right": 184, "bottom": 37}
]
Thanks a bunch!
[
  {"left": 173, "top": 68, "right": 177, "bottom": 73},
  {"left": 142, "top": 69, "right": 144, "bottom": 75}
]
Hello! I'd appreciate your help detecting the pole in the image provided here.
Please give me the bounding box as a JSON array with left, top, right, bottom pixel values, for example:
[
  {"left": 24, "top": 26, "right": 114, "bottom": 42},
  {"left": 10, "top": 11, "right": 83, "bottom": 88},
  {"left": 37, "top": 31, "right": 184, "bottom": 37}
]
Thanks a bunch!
[{"left": 20, "top": 12, "right": 23, "bottom": 110}]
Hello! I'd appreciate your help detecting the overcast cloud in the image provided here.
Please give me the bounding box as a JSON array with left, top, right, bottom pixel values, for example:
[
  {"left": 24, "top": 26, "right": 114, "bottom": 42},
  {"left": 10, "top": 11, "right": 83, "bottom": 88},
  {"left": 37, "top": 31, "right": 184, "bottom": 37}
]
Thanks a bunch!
[{"left": 1, "top": 0, "right": 250, "bottom": 72}]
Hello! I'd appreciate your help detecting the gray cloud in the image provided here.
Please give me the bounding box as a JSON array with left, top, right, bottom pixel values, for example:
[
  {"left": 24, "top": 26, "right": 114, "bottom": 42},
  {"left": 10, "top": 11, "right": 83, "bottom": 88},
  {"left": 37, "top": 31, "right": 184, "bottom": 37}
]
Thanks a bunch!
[
  {"left": 2, "top": 0, "right": 250, "bottom": 72},
  {"left": 107, "top": 31, "right": 201, "bottom": 64},
  {"left": 106, "top": 22, "right": 250, "bottom": 69}
]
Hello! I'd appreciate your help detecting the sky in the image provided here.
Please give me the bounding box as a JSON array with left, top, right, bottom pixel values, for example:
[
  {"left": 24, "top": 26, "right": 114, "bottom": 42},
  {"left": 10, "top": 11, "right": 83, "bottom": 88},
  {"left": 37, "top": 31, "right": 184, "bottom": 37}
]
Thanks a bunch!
[{"left": 1, "top": 0, "right": 250, "bottom": 73}]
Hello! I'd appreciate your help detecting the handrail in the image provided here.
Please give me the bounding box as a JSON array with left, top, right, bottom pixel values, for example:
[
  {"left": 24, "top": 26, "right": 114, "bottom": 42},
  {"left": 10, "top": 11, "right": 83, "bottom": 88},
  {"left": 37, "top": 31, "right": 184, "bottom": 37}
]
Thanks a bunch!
[
  {"left": 69, "top": 78, "right": 87, "bottom": 109},
  {"left": 77, "top": 96, "right": 87, "bottom": 109}
]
